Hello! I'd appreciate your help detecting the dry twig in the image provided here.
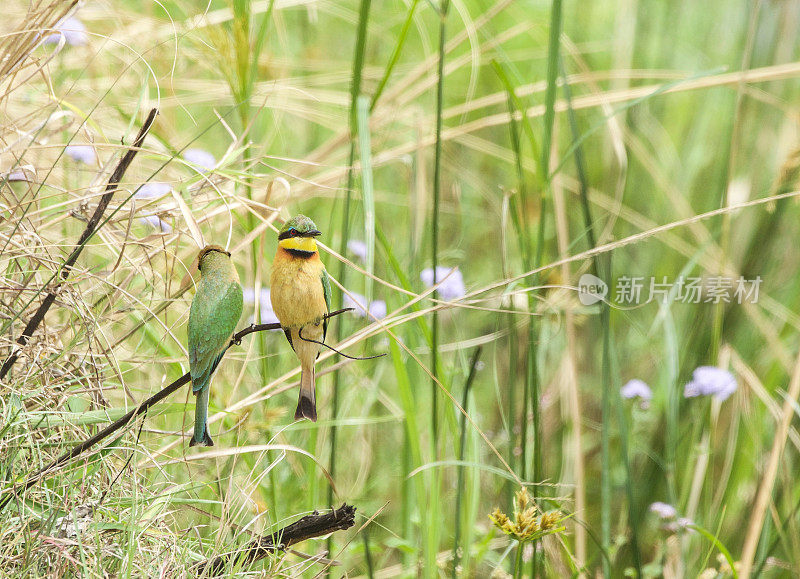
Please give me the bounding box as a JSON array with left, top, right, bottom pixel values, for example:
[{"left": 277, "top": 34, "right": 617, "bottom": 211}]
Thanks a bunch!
[{"left": 193, "top": 504, "right": 357, "bottom": 576}]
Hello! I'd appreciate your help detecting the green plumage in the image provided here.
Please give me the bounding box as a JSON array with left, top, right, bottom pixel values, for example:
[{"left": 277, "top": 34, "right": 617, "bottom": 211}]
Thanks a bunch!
[
  {"left": 188, "top": 247, "right": 243, "bottom": 447},
  {"left": 321, "top": 268, "right": 332, "bottom": 342}
]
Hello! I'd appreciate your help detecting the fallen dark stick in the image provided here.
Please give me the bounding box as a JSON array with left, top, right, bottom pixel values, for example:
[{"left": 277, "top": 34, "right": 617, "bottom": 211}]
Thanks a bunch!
[
  {"left": 0, "top": 108, "right": 159, "bottom": 380},
  {"left": 193, "top": 504, "right": 356, "bottom": 576},
  {"left": 0, "top": 308, "right": 353, "bottom": 513}
]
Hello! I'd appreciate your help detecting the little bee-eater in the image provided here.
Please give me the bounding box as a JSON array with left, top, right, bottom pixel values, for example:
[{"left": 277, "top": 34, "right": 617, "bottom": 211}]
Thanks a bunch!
[
  {"left": 270, "top": 215, "right": 331, "bottom": 421},
  {"left": 188, "top": 245, "right": 243, "bottom": 446}
]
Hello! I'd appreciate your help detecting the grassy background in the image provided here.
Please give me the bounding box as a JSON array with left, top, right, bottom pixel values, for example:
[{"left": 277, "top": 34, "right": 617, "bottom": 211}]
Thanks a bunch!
[{"left": 2, "top": 0, "right": 800, "bottom": 576}]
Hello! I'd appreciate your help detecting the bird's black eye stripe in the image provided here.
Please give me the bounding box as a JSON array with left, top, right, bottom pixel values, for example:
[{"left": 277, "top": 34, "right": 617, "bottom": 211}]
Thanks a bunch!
[{"left": 278, "top": 228, "right": 300, "bottom": 240}]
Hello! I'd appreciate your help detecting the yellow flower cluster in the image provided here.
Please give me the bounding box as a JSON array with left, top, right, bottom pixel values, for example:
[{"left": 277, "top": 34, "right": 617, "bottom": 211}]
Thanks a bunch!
[{"left": 488, "top": 488, "right": 567, "bottom": 543}]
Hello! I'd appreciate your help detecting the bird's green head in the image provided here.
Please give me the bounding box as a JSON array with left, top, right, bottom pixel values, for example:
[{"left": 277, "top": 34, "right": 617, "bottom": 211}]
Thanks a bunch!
[
  {"left": 278, "top": 214, "right": 322, "bottom": 252},
  {"left": 196, "top": 244, "right": 231, "bottom": 273}
]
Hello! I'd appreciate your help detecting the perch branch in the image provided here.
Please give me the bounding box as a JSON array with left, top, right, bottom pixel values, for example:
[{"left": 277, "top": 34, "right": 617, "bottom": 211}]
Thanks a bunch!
[
  {"left": 192, "top": 503, "right": 356, "bottom": 576},
  {"left": 0, "top": 308, "right": 353, "bottom": 513},
  {"left": 0, "top": 108, "right": 159, "bottom": 380}
]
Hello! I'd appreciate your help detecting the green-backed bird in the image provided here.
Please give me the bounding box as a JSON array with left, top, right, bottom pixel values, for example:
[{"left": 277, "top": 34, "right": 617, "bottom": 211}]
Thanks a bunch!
[
  {"left": 270, "top": 215, "right": 331, "bottom": 421},
  {"left": 188, "top": 245, "right": 243, "bottom": 446}
]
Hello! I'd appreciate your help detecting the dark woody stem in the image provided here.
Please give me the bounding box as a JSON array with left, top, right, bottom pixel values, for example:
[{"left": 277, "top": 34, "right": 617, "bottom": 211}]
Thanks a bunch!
[{"left": 191, "top": 503, "right": 357, "bottom": 575}]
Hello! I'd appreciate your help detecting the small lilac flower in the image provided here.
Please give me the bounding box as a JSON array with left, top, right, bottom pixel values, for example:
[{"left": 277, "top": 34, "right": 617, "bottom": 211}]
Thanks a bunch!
[
  {"left": 683, "top": 366, "right": 737, "bottom": 402},
  {"left": 4, "top": 166, "right": 35, "bottom": 182},
  {"left": 664, "top": 517, "right": 696, "bottom": 534},
  {"left": 420, "top": 266, "right": 466, "bottom": 300},
  {"left": 244, "top": 287, "right": 270, "bottom": 306},
  {"left": 257, "top": 294, "right": 280, "bottom": 325},
  {"left": 649, "top": 502, "right": 677, "bottom": 519},
  {"left": 347, "top": 240, "right": 367, "bottom": 262},
  {"left": 368, "top": 300, "right": 387, "bottom": 320},
  {"left": 344, "top": 292, "right": 386, "bottom": 320},
  {"left": 134, "top": 182, "right": 171, "bottom": 200},
  {"left": 44, "top": 17, "right": 88, "bottom": 47},
  {"left": 621, "top": 379, "right": 652, "bottom": 401},
  {"left": 183, "top": 148, "right": 216, "bottom": 172},
  {"left": 244, "top": 288, "right": 280, "bottom": 327},
  {"left": 243, "top": 288, "right": 259, "bottom": 304},
  {"left": 6, "top": 170, "right": 28, "bottom": 182},
  {"left": 259, "top": 309, "right": 280, "bottom": 325},
  {"left": 344, "top": 292, "right": 368, "bottom": 314},
  {"left": 65, "top": 144, "right": 96, "bottom": 165},
  {"left": 139, "top": 215, "right": 171, "bottom": 233}
]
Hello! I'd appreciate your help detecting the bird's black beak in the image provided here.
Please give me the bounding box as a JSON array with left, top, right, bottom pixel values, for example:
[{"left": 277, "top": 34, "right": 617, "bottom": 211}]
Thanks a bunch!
[{"left": 306, "top": 229, "right": 322, "bottom": 237}]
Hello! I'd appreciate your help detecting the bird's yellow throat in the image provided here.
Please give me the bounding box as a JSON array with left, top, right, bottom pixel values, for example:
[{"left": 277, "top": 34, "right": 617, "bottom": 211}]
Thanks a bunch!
[{"left": 279, "top": 236, "right": 318, "bottom": 252}]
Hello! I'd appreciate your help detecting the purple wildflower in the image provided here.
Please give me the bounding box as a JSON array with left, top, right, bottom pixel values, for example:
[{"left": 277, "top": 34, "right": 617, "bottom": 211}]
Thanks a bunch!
[
  {"left": 347, "top": 240, "right": 368, "bottom": 262},
  {"left": 621, "top": 379, "right": 652, "bottom": 401},
  {"left": 344, "top": 292, "right": 387, "bottom": 320},
  {"left": 649, "top": 502, "right": 677, "bottom": 519},
  {"left": 134, "top": 182, "right": 171, "bottom": 200},
  {"left": 44, "top": 17, "right": 88, "bottom": 47},
  {"left": 244, "top": 288, "right": 280, "bottom": 327},
  {"left": 683, "top": 366, "right": 737, "bottom": 402},
  {"left": 243, "top": 288, "right": 259, "bottom": 304},
  {"left": 664, "top": 517, "right": 696, "bottom": 534},
  {"left": 139, "top": 215, "right": 171, "bottom": 233},
  {"left": 65, "top": 144, "right": 96, "bottom": 165},
  {"left": 259, "top": 309, "right": 280, "bottom": 325},
  {"left": 420, "top": 266, "right": 466, "bottom": 300},
  {"left": 4, "top": 166, "right": 35, "bottom": 182},
  {"left": 343, "top": 292, "right": 368, "bottom": 314},
  {"left": 368, "top": 300, "right": 387, "bottom": 320},
  {"left": 183, "top": 148, "right": 216, "bottom": 172}
]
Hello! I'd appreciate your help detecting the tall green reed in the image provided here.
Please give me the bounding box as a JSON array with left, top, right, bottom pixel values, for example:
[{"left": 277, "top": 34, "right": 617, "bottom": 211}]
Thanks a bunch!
[
  {"left": 328, "top": 0, "right": 371, "bottom": 568},
  {"left": 491, "top": 0, "right": 562, "bottom": 571},
  {"left": 558, "top": 55, "right": 644, "bottom": 574},
  {"left": 452, "top": 347, "right": 482, "bottom": 576},
  {"left": 419, "top": 2, "right": 452, "bottom": 573},
  {"left": 431, "top": 0, "right": 450, "bottom": 452},
  {"left": 218, "top": 0, "right": 279, "bottom": 523}
]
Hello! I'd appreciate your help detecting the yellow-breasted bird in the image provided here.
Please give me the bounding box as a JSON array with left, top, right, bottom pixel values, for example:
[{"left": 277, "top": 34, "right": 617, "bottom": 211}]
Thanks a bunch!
[
  {"left": 188, "top": 245, "right": 243, "bottom": 446},
  {"left": 270, "top": 215, "right": 331, "bottom": 421}
]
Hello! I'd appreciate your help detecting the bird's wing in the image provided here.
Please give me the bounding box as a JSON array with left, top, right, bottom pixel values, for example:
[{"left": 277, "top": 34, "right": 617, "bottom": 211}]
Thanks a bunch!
[
  {"left": 321, "top": 267, "right": 332, "bottom": 341},
  {"left": 283, "top": 328, "right": 295, "bottom": 351},
  {"left": 189, "top": 281, "right": 243, "bottom": 393}
]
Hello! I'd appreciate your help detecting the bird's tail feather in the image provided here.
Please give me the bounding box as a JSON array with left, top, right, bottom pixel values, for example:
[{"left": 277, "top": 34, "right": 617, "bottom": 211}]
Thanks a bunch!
[
  {"left": 189, "top": 427, "right": 214, "bottom": 447},
  {"left": 190, "top": 385, "right": 214, "bottom": 446},
  {"left": 295, "top": 363, "right": 317, "bottom": 421}
]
